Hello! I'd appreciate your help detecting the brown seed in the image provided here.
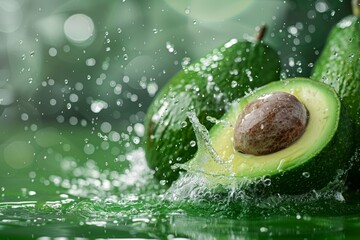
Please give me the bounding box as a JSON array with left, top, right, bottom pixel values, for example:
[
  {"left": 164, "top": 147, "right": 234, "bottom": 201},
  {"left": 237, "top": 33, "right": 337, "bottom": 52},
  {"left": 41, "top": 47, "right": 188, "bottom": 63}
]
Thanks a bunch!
[{"left": 233, "top": 92, "right": 308, "bottom": 155}]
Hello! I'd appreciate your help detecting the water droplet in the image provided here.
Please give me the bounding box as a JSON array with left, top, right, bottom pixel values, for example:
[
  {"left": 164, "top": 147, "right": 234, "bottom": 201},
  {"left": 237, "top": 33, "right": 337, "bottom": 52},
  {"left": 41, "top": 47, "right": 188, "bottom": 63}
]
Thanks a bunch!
[
  {"left": 230, "top": 69, "right": 239, "bottom": 75},
  {"left": 30, "top": 51, "right": 35, "bottom": 57},
  {"left": 287, "top": 26, "right": 298, "bottom": 36},
  {"left": 234, "top": 57, "right": 242, "bottom": 63},
  {"left": 338, "top": 18, "right": 352, "bottom": 28},
  {"left": 21, "top": 113, "right": 29, "bottom": 121},
  {"left": 133, "top": 137, "right": 140, "bottom": 144},
  {"left": 315, "top": 1, "right": 329, "bottom": 13},
  {"left": 263, "top": 178, "right": 271, "bottom": 186},
  {"left": 69, "top": 93, "right": 79, "bottom": 103},
  {"left": 49, "top": 47, "right": 57, "bottom": 57},
  {"left": 190, "top": 140, "right": 196, "bottom": 147},
  {"left": 63, "top": 45, "right": 70, "bottom": 52},
  {"left": 182, "top": 57, "right": 191, "bottom": 67},
  {"left": 334, "top": 191, "right": 345, "bottom": 202},
  {"left": 90, "top": 100, "right": 108, "bottom": 113},
  {"left": 166, "top": 42, "right": 175, "bottom": 53},
  {"left": 181, "top": 121, "right": 187, "bottom": 128},
  {"left": 160, "top": 180, "right": 167, "bottom": 186},
  {"left": 277, "top": 159, "right": 285, "bottom": 171},
  {"left": 152, "top": 28, "right": 158, "bottom": 34},
  {"left": 64, "top": 14, "right": 95, "bottom": 43},
  {"left": 84, "top": 143, "right": 95, "bottom": 155},
  {"left": 86, "top": 58, "right": 96, "bottom": 66},
  {"left": 288, "top": 57, "right": 295, "bottom": 67},
  {"left": 302, "top": 172, "right": 310, "bottom": 178},
  {"left": 117, "top": 27, "right": 122, "bottom": 33},
  {"left": 69, "top": 116, "right": 78, "bottom": 125},
  {"left": 185, "top": 8, "right": 190, "bottom": 14},
  {"left": 231, "top": 81, "right": 238, "bottom": 88},
  {"left": 123, "top": 54, "right": 128, "bottom": 60},
  {"left": 147, "top": 83, "right": 158, "bottom": 97},
  {"left": 245, "top": 69, "right": 253, "bottom": 82},
  {"left": 307, "top": 10, "right": 316, "bottom": 19},
  {"left": 50, "top": 99, "right": 57, "bottom": 106},
  {"left": 193, "top": 20, "right": 197, "bottom": 25}
]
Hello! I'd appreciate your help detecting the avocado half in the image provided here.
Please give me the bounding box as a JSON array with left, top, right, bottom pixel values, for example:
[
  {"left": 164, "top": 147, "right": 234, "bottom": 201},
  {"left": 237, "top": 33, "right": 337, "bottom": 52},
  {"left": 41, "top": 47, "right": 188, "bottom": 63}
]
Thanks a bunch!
[{"left": 187, "top": 78, "right": 354, "bottom": 195}]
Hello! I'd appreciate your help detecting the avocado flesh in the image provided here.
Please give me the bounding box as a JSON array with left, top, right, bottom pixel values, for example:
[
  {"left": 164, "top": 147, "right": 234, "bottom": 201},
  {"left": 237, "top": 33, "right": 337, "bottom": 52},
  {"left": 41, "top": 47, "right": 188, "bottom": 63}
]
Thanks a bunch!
[
  {"left": 187, "top": 78, "right": 354, "bottom": 194},
  {"left": 145, "top": 38, "right": 280, "bottom": 182}
]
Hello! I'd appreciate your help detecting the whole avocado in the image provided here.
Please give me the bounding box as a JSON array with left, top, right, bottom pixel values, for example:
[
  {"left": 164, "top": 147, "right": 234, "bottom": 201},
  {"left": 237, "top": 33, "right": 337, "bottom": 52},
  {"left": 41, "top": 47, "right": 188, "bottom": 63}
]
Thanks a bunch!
[
  {"left": 312, "top": 1, "right": 360, "bottom": 145},
  {"left": 145, "top": 28, "right": 281, "bottom": 183},
  {"left": 311, "top": 0, "right": 360, "bottom": 188}
]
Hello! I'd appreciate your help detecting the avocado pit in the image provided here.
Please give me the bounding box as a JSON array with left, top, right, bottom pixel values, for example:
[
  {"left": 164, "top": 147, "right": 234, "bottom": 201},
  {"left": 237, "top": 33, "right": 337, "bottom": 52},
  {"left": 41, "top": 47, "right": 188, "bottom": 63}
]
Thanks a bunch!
[{"left": 234, "top": 91, "right": 308, "bottom": 155}]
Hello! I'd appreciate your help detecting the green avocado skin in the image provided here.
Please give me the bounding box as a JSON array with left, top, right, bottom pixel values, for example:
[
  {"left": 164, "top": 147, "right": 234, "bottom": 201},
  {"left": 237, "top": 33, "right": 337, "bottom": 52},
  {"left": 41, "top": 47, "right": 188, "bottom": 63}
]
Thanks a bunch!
[
  {"left": 311, "top": 15, "right": 360, "bottom": 188},
  {"left": 145, "top": 40, "right": 280, "bottom": 183},
  {"left": 312, "top": 16, "right": 360, "bottom": 144}
]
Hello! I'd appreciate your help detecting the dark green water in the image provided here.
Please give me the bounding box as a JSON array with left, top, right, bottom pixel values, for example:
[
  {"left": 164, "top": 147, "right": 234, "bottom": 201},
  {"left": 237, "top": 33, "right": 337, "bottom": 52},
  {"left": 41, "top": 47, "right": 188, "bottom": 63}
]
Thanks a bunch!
[{"left": 1, "top": 124, "right": 360, "bottom": 239}]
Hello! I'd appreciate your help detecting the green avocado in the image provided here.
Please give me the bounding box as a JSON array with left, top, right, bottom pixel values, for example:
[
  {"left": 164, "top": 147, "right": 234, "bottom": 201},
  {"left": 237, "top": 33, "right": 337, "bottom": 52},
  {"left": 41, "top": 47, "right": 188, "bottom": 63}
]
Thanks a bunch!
[
  {"left": 311, "top": 2, "right": 360, "bottom": 187},
  {"left": 311, "top": 6, "right": 360, "bottom": 144},
  {"left": 186, "top": 78, "right": 354, "bottom": 195},
  {"left": 145, "top": 31, "right": 281, "bottom": 183}
]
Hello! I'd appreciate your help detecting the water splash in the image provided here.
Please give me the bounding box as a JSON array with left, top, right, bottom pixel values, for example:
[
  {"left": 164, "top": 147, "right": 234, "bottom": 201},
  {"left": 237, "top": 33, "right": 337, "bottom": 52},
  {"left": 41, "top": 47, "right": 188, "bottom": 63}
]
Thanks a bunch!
[
  {"left": 186, "top": 111, "right": 226, "bottom": 165},
  {"left": 165, "top": 113, "right": 352, "bottom": 216}
]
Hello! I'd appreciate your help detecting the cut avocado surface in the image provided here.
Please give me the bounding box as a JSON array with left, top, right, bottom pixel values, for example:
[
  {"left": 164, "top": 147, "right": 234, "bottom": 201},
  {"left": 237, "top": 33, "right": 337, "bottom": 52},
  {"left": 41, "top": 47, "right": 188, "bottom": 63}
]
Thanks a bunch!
[
  {"left": 145, "top": 32, "right": 280, "bottom": 182},
  {"left": 187, "top": 78, "right": 354, "bottom": 194}
]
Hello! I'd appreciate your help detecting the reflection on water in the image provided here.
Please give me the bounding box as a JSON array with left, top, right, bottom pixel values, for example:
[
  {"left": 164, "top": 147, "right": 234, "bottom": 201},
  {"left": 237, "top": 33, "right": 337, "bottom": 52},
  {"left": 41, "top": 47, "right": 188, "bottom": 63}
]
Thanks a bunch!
[
  {"left": 1, "top": 146, "right": 360, "bottom": 239},
  {"left": 1, "top": 193, "right": 360, "bottom": 239}
]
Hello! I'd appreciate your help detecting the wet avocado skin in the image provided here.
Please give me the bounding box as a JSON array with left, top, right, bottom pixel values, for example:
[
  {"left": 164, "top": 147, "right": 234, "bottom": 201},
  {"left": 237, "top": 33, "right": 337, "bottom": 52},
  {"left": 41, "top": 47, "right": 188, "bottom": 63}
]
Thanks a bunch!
[
  {"left": 145, "top": 40, "right": 281, "bottom": 183},
  {"left": 311, "top": 16, "right": 360, "bottom": 187},
  {"left": 312, "top": 16, "right": 360, "bottom": 145}
]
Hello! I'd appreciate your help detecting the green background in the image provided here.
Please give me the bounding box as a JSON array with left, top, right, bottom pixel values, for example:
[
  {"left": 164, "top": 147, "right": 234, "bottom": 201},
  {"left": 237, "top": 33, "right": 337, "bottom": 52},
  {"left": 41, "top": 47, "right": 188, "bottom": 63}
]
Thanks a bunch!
[{"left": 0, "top": 0, "right": 358, "bottom": 239}]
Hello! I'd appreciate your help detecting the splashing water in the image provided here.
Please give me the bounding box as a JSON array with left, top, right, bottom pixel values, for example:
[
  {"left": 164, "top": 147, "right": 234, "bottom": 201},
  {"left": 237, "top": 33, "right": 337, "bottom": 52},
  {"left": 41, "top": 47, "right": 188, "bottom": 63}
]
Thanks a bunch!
[
  {"left": 1, "top": 128, "right": 360, "bottom": 239},
  {"left": 165, "top": 112, "right": 354, "bottom": 217}
]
